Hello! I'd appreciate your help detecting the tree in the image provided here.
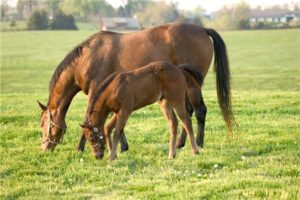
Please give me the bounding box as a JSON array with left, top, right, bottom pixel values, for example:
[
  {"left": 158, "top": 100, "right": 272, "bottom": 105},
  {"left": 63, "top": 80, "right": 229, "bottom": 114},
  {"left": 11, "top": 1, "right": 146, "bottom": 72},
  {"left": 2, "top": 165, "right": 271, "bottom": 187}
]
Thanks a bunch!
[
  {"left": 59, "top": 0, "right": 116, "bottom": 21},
  {"left": 204, "top": 1, "right": 250, "bottom": 30},
  {"left": 1, "top": 0, "right": 9, "bottom": 20},
  {"left": 117, "top": 6, "right": 127, "bottom": 17},
  {"left": 50, "top": 10, "right": 77, "bottom": 30},
  {"left": 233, "top": 0, "right": 251, "bottom": 29},
  {"left": 17, "top": 0, "right": 39, "bottom": 20},
  {"left": 124, "top": 0, "right": 152, "bottom": 17},
  {"left": 136, "top": 1, "right": 180, "bottom": 27},
  {"left": 46, "top": 0, "right": 61, "bottom": 17},
  {"left": 177, "top": 6, "right": 204, "bottom": 26},
  {"left": 27, "top": 9, "right": 48, "bottom": 30}
]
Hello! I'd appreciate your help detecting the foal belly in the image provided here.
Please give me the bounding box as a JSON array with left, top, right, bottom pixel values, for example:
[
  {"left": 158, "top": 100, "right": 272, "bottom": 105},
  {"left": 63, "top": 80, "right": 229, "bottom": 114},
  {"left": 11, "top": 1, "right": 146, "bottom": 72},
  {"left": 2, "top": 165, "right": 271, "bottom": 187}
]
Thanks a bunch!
[{"left": 133, "top": 85, "right": 162, "bottom": 111}]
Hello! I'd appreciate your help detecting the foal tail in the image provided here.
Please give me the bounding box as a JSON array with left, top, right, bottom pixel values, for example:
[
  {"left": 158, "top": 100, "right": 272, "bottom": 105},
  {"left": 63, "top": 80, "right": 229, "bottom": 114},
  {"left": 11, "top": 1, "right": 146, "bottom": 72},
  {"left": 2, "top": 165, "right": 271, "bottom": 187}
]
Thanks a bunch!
[
  {"left": 178, "top": 64, "right": 203, "bottom": 89},
  {"left": 205, "top": 28, "right": 234, "bottom": 132}
]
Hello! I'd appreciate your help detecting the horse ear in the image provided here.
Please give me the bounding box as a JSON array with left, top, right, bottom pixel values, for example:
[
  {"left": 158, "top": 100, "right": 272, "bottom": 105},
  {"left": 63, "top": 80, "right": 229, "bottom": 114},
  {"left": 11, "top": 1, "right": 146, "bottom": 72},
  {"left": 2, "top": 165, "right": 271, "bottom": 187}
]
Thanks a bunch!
[{"left": 37, "top": 101, "right": 47, "bottom": 111}]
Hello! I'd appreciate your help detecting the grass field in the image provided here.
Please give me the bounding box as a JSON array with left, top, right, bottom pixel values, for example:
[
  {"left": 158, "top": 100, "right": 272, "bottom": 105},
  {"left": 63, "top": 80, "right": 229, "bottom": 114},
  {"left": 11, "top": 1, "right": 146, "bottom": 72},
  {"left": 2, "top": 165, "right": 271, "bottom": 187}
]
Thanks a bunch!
[{"left": 1, "top": 29, "right": 300, "bottom": 199}]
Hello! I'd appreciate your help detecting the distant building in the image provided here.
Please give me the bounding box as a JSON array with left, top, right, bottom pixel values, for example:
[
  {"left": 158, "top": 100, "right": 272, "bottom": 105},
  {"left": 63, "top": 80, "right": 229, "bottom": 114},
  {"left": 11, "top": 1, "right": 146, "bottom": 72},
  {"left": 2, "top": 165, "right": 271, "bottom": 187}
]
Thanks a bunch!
[
  {"left": 250, "top": 9, "right": 300, "bottom": 23},
  {"left": 100, "top": 17, "right": 140, "bottom": 31}
]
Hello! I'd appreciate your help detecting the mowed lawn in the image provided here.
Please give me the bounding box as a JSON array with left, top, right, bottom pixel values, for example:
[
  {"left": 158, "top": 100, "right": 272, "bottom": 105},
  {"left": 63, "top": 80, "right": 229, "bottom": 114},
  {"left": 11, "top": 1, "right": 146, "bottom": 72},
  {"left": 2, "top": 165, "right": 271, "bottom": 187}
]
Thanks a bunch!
[{"left": 1, "top": 29, "right": 300, "bottom": 199}]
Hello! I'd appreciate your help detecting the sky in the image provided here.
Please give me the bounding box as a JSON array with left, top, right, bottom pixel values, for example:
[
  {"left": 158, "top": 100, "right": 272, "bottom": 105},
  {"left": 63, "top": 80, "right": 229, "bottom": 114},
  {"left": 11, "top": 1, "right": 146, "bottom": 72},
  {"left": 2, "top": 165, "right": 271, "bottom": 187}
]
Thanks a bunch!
[{"left": 7, "top": 0, "right": 299, "bottom": 13}]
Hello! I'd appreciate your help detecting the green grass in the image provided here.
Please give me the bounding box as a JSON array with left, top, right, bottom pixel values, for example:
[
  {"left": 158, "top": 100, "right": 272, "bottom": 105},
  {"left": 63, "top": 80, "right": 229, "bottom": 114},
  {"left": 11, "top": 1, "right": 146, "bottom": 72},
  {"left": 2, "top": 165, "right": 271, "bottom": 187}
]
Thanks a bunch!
[
  {"left": 1, "top": 29, "right": 300, "bottom": 199},
  {"left": 0, "top": 21, "right": 28, "bottom": 32}
]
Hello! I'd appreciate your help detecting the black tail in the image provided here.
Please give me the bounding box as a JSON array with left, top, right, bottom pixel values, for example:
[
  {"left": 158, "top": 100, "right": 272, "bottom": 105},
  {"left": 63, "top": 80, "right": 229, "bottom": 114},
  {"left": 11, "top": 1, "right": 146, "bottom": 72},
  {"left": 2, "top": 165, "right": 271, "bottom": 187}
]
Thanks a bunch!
[
  {"left": 178, "top": 64, "right": 203, "bottom": 88},
  {"left": 205, "top": 28, "right": 234, "bottom": 132}
]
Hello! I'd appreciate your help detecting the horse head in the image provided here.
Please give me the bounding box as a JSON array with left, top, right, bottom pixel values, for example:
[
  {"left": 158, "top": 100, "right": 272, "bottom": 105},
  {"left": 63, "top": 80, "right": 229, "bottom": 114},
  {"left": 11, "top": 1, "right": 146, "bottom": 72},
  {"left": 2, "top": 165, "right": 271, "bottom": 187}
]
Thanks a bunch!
[{"left": 38, "top": 101, "right": 67, "bottom": 151}]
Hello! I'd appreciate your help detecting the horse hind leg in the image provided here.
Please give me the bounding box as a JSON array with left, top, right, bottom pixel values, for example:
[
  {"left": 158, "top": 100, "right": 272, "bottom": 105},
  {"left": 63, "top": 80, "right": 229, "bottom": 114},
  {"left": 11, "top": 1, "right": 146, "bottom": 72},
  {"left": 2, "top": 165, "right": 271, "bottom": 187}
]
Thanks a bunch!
[
  {"left": 176, "top": 96, "right": 193, "bottom": 149},
  {"left": 187, "top": 88, "right": 207, "bottom": 148},
  {"left": 195, "top": 96, "right": 207, "bottom": 148},
  {"left": 159, "top": 99, "right": 178, "bottom": 159},
  {"left": 120, "top": 129, "right": 129, "bottom": 153}
]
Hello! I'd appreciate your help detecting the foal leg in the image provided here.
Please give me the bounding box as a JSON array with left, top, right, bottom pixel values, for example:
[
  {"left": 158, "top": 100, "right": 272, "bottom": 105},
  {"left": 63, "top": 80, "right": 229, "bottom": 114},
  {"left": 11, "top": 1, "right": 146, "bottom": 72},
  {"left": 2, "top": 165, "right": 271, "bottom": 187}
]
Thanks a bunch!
[
  {"left": 187, "top": 88, "right": 207, "bottom": 148},
  {"left": 159, "top": 100, "right": 178, "bottom": 159},
  {"left": 176, "top": 97, "right": 194, "bottom": 149},
  {"left": 77, "top": 114, "right": 129, "bottom": 152},
  {"left": 174, "top": 103, "right": 199, "bottom": 155},
  {"left": 105, "top": 113, "right": 129, "bottom": 152},
  {"left": 110, "top": 111, "right": 130, "bottom": 161}
]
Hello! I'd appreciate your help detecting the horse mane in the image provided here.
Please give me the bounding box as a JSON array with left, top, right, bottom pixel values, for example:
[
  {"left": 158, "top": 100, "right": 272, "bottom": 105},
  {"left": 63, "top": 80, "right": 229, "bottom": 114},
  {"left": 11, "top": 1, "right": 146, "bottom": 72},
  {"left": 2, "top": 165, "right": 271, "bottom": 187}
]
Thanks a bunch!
[
  {"left": 48, "top": 31, "right": 120, "bottom": 105},
  {"left": 87, "top": 71, "right": 121, "bottom": 113}
]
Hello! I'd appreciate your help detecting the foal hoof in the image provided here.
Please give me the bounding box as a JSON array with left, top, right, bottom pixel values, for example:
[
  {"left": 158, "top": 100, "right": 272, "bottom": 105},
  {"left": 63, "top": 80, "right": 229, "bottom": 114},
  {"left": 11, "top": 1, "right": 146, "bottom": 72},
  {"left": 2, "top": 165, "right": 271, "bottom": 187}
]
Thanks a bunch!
[
  {"left": 176, "top": 141, "right": 185, "bottom": 149},
  {"left": 168, "top": 154, "right": 176, "bottom": 159},
  {"left": 109, "top": 155, "right": 117, "bottom": 161},
  {"left": 193, "top": 150, "right": 200, "bottom": 155}
]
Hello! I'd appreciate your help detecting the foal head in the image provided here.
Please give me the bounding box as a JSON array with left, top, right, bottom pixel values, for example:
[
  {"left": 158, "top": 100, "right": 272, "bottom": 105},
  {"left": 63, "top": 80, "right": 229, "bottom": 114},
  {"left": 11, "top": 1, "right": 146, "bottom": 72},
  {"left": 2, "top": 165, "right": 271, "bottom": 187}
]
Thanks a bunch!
[
  {"left": 38, "top": 101, "right": 67, "bottom": 151},
  {"left": 80, "top": 123, "right": 106, "bottom": 159}
]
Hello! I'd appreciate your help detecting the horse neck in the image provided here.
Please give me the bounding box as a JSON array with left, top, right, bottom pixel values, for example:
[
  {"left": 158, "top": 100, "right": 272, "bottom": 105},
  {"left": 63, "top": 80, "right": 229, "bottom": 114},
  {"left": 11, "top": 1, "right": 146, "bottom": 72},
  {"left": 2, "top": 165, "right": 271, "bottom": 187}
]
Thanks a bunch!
[{"left": 47, "top": 68, "right": 80, "bottom": 120}]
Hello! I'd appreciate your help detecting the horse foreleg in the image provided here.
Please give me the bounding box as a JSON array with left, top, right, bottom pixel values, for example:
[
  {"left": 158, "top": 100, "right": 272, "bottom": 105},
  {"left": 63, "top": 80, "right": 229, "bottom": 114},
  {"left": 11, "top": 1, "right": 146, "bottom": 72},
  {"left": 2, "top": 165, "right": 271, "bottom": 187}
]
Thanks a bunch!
[
  {"left": 176, "top": 97, "right": 193, "bottom": 149},
  {"left": 77, "top": 134, "right": 86, "bottom": 152}
]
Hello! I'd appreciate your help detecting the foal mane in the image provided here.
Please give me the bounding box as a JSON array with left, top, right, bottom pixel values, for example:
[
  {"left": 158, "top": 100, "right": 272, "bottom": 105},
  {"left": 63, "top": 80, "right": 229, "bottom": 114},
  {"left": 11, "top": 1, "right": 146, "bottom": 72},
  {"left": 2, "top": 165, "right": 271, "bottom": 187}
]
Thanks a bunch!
[
  {"left": 87, "top": 71, "right": 121, "bottom": 113},
  {"left": 48, "top": 31, "right": 120, "bottom": 104}
]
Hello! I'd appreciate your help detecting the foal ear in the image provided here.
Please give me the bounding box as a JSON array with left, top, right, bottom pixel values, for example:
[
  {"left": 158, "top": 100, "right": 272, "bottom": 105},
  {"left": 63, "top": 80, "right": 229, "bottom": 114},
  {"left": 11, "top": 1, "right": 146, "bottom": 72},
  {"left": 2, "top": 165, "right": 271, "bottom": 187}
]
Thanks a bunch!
[
  {"left": 37, "top": 101, "right": 47, "bottom": 111},
  {"left": 79, "top": 124, "right": 87, "bottom": 129},
  {"left": 79, "top": 124, "right": 85, "bottom": 128}
]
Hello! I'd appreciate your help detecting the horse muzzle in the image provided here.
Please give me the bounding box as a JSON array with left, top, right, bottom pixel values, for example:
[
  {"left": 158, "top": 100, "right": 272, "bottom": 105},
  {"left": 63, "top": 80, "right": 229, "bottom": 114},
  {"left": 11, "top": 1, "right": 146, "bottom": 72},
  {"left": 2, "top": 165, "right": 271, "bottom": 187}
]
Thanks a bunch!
[{"left": 40, "top": 141, "right": 56, "bottom": 151}]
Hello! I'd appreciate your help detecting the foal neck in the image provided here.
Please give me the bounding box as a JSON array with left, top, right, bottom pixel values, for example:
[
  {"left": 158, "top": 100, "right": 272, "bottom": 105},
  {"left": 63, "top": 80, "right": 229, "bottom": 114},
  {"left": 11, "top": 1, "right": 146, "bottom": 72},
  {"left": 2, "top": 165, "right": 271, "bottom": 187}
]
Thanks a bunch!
[{"left": 88, "top": 97, "right": 111, "bottom": 129}]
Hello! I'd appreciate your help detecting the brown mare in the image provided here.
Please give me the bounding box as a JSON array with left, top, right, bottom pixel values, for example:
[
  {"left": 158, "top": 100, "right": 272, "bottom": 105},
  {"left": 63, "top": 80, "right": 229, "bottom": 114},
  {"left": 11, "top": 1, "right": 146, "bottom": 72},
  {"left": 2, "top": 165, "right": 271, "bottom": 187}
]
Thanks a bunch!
[
  {"left": 38, "top": 22, "right": 233, "bottom": 152},
  {"left": 81, "top": 61, "right": 203, "bottom": 160}
]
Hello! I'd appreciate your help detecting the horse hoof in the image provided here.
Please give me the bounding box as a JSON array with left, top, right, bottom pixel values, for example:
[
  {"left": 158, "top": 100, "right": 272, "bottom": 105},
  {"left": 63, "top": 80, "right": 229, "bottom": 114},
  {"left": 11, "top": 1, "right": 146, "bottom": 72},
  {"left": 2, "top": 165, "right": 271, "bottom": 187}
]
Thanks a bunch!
[
  {"left": 77, "top": 148, "right": 84, "bottom": 152},
  {"left": 196, "top": 138, "right": 204, "bottom": 148},
  {"left": 120, "top": 145, "right": 129, "bottom": 153}
]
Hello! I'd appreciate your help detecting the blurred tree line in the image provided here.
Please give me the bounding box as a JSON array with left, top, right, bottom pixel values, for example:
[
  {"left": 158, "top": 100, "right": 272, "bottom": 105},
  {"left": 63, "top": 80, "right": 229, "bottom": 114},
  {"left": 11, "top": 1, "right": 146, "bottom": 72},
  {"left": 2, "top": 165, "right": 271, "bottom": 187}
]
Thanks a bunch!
[
  {"left": 1, "top": 0, "right": 298, "bottom": 30},
  {"left": 1, "top": 0, "right": 204, "bottom": 30}
]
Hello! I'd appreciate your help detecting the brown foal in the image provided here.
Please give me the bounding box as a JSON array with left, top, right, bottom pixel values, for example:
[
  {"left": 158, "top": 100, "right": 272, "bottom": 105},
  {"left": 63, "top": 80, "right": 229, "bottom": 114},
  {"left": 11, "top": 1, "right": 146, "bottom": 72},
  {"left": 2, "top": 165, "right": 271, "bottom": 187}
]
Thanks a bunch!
[{"left": 81, "top": 61, "right": 203, "bottom": 160}]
